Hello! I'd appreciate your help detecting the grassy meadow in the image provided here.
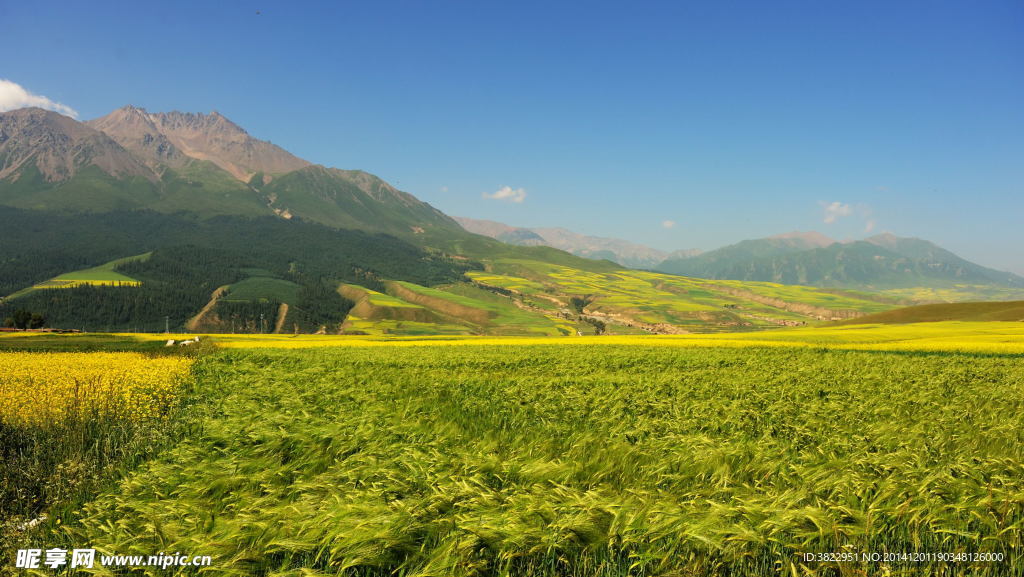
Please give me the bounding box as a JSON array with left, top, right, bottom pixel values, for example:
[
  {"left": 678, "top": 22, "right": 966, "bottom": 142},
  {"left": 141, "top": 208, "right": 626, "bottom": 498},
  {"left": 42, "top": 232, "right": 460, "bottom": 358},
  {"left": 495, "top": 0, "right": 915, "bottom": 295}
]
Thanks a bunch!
[{"left": 2, "top": 325, "right": 1023, "bottom": 575}]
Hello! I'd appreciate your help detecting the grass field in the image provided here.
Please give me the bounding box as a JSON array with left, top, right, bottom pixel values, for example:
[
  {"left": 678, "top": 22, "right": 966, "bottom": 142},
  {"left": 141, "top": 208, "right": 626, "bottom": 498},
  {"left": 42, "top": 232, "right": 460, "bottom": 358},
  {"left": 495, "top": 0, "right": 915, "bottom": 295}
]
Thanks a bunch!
[
  {"left": 3, "top": 324, "right": 1023, "bottom": 575},
  {"left": 2, "top": 254, "right": 148, "bottom": 301},
  {"left": 224, "top": 277, "right": 301, "bottom": 303}
]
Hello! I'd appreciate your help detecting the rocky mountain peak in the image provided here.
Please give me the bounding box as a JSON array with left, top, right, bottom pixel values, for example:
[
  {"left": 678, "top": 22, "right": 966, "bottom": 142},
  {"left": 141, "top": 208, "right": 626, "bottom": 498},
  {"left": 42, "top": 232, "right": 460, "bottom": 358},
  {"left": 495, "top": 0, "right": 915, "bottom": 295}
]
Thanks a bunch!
[
  {"left": 88, "top": 106, "right": 310, "bottom": 181},
  {"left": 1, "top": 107, "right": 155, "bottom": 182},
  {"left": 150, "top": 109, "right": 244, "bottom": 134},
  {"left": 769, "top": 231, "right": 836, "bottom": 248}
]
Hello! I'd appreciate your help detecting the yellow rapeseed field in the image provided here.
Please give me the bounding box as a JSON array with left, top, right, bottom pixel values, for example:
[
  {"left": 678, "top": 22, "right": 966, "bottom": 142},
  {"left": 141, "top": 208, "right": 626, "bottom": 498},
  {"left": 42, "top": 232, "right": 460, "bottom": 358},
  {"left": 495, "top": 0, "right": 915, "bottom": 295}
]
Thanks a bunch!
[
  {"left": 0, "top": 352, "right": 192, "bottom": 426},
  {"left": 152, "top": 321, "right": 1024, "bottom": 353}
]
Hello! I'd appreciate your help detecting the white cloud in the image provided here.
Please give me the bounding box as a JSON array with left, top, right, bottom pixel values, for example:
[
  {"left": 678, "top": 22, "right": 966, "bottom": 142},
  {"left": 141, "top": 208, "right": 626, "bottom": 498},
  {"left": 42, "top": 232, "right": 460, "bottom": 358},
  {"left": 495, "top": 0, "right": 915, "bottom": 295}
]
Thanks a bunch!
[
  {"left": 483, "top": 185, "right": 526, "bottom": 203},
  {"left": 820, "top": 200, "right": 880, "bottom": 234},
  {"left": 662, "top": 220, "right": 676, "bottom": 229},
  {"left": 439, "top": 186, "right": 449, "bottom": 193},
  {"left": 0, "top": 79, "right": 78, "bottom": 118},
  {"left": 822, "top": 201, "right": 852, "bottom": 224}
]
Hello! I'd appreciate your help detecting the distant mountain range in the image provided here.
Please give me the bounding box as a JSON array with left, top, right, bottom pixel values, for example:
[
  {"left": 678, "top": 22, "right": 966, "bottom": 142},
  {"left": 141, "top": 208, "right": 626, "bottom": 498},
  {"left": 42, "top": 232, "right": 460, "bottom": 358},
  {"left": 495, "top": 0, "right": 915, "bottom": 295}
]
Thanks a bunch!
[
  {"left": 454, "top": 216, "right": 700, "bottom": 269},
  {"left": 455, "top": 216, "right": 1024, "bottom": 291},
  {"left": 656, "top": 231, "right": 1024, "bottom": 289}
]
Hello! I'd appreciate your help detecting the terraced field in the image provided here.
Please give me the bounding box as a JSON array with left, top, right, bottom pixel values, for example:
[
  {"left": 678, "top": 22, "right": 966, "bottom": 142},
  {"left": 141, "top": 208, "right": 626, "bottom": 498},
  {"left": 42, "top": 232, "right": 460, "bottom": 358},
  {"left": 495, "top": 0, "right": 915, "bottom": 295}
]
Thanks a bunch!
[
  {"left": 385, "top": 281, "right": 574, "bottom": 336},
  {"left": 466, "top": 259, "right": 894, "bottom": 333}
]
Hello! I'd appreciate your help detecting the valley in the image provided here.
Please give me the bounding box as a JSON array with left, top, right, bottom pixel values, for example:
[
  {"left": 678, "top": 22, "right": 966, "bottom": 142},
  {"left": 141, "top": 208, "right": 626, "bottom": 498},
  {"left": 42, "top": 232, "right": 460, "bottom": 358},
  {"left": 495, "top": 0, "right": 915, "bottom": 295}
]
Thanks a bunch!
[{"left": 4, "top": 106, "right": 1023, "bottom": 336}]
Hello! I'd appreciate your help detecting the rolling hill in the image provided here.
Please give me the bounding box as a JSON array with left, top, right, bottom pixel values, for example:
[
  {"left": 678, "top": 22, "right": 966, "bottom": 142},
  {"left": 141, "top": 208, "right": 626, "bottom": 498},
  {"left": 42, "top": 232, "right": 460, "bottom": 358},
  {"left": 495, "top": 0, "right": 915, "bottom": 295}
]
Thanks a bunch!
[{"left": 834, "top": 300, "right": 1024, "bottom": 325}]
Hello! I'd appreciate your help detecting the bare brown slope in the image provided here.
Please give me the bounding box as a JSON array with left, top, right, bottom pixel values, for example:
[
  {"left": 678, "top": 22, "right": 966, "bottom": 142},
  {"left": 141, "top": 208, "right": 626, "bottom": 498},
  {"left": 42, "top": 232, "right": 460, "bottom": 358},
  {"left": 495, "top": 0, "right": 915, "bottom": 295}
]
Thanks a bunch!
[
  {"left": 836, "top": 301, "right": 1024, "bottom": 325},
  {"left": 88, "top": 107, "right": 310, "bottom": 181},
  {"left": 86, "top": 106, "right": 187, "bottom": 170},
  {"left": 273, "top": 303, "right": 289, "bottom": 334},
  {"left": 0, "top": 108, "right": 156, "bottom": 182},
  {"left": 185, "top": 285, "right": 230, "bottom": 331}
]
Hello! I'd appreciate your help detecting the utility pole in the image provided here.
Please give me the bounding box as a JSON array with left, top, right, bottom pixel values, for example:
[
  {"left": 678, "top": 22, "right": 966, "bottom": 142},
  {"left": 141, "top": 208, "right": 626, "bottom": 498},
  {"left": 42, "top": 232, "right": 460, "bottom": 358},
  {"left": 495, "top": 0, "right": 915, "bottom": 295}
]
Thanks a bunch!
[
  {"left": 260, "top": 313, "right": 265, "bottom": 334},
  {"left": 165, "top": 315, "right": 169, "bottom": 334}
]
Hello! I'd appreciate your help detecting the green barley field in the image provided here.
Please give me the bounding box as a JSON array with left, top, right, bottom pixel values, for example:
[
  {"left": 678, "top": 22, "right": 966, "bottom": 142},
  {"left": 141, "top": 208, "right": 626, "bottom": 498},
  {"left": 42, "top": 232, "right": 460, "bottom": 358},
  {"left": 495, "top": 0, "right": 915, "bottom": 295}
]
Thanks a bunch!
[{"left": 10, "top": 338, "right": 1022, "bottom": 576}]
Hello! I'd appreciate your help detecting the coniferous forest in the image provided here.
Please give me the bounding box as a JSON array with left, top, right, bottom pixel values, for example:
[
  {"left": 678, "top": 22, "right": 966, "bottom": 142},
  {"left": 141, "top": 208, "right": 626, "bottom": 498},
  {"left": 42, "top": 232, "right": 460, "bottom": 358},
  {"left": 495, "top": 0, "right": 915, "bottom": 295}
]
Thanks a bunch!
[{"left": 0, "top": 207, "right": 479, "bottom": 332}]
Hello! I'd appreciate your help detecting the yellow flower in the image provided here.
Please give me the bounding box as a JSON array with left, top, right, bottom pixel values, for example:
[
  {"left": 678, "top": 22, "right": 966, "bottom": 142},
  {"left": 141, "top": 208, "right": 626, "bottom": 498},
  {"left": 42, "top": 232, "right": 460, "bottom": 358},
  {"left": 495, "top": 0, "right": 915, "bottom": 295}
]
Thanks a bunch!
[{"left": 0, "top": 352, "right": 193, "bottom": 426}]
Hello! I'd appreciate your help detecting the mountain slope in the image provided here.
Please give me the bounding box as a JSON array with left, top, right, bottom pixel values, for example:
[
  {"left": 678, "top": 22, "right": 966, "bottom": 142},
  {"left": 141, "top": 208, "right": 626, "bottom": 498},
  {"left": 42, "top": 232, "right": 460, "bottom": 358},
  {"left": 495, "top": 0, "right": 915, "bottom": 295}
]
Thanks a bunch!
[
  {"left": 455, "top": 216, "right": 683, "bottom": 268},
  {"left": 656, "top": 232, "right": 1024, "bottom": 291},
  {"left": 252, "top": 165, "right": 463, "bottom": 240},
  {"left": 0, "top": 107, "right": 471, "bottom": 240},
  {"left": 87, "top": 106, "right": 309, "bottom": 180},
  {"left": 0, "top": 107, "right": 156, "bottom": 184}
]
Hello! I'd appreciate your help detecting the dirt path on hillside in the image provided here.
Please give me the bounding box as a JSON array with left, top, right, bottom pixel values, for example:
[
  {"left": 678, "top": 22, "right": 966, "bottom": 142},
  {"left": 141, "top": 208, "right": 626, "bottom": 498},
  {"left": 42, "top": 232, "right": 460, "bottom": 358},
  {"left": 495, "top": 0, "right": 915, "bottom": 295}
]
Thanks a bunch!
[
  {"left": 273, "top": 303, "right": 289, "bottom": 333},
  {"left": 185, "top": 285, "right": 229, "bottom": 331}
]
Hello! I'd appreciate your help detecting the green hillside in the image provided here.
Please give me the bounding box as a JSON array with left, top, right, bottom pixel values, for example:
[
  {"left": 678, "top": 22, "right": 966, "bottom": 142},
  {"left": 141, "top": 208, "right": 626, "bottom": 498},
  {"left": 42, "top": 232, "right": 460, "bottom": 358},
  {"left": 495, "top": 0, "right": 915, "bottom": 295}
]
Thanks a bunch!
[
  {"left": 223, "top": 277, "right": 301, "bottom": 303},
  {"left": 835, "top": 300, "right": 1024, "bottom": 325},
  {"left": 251, "top": 166, "right": 465, "bottom": 240},
  {"left": 0, "top": 164, "right": 163, "bottom": 213},
  {"left": 0, "top": 207, "right": 477, "bottom": 333}
]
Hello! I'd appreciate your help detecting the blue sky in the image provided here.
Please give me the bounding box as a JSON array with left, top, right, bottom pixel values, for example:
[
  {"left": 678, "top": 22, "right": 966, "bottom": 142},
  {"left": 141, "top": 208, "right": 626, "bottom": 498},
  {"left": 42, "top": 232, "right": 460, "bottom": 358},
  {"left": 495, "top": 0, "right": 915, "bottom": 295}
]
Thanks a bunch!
[{"left": 3, "top": 1, "right": 1022, "bottom": 272}]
